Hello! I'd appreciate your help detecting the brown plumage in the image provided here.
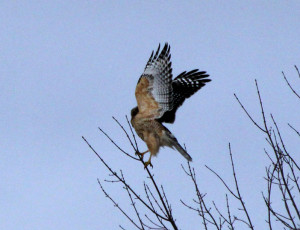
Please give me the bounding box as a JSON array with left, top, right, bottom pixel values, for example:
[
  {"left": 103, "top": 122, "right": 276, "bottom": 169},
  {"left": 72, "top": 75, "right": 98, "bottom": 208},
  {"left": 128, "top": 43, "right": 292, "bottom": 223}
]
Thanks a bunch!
[{"left": 131, "top": 43, "right": 211, "bottom": 168}]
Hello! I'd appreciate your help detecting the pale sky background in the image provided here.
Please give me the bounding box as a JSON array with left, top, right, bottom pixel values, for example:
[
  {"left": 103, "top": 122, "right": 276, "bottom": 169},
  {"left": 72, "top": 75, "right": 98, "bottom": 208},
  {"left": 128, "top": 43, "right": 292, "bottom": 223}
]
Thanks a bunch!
[{"left": 1, "top": 1, "right": 300, "bottom": 229}]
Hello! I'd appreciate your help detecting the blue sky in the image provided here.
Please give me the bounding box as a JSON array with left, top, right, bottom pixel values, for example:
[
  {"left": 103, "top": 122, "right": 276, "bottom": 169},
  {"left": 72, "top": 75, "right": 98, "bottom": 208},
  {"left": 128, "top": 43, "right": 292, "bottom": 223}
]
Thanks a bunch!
[{"left": 1, "top": 1, "right": 300, "bottom": 229}]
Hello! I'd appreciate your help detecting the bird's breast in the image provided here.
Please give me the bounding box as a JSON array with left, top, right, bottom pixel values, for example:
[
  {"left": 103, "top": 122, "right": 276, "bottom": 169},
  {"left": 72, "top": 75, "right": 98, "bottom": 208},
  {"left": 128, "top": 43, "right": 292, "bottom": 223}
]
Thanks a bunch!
[
  {"left": 131, "top": 116, "right": 162, "bottom": 141},
  {"left": 135, "top": 77, "right": 160, "bottom": 117}
]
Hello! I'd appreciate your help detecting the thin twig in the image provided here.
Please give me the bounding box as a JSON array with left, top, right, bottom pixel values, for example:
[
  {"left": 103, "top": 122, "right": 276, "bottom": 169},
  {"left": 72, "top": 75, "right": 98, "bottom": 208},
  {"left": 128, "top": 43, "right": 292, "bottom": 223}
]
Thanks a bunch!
[
  {"left": 288, "top": 123, "right": 300, "bottom": 138},
  {"left": 82, "top": 136, "right": 168, "bottom": 221},
  {"left": 121, "top": 171, "right": 145, "bottom": 229},
  {"left": 183, "top": 162, "right": 220, "bottom": 229},
  {"left": 113, "top": 116, "right": 138, "bottom": 152},
  {"left": 126, "top": 115, "right": 139, "bottom": 151},
  {"left": 205, "top": 165, "right": 238, "bottom": 199},
  {"left": 228, "top": 143, "right": 254, "bottom": 229},
  {"left": 98, "top": 127, "right": 139, "bottom": 160},
  {"left": 226, "top": 194, "right": 235, "bottom": 230},
  {"left": 97, "top": 179, "right": 142, "bottom": 230},
  {"left": 282, "top": 71, "right": 300, "bottom": 99},
  {"left": 234, "top": 93, "right": 266, "bottom": 133}
]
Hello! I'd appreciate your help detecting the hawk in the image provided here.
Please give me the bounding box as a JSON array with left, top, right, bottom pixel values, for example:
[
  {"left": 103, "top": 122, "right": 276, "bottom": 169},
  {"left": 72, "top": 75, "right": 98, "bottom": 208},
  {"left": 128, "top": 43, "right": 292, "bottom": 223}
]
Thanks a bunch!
[{"left": 131, "top": 43, "right": 211, "bottom": 168}]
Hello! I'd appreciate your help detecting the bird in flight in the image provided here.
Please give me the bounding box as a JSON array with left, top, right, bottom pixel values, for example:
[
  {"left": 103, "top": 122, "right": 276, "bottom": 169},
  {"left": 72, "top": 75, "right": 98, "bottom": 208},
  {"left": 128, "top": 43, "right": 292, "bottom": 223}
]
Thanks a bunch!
[{"left": 131, "top": 43, "right": 211, "bottom": 168}]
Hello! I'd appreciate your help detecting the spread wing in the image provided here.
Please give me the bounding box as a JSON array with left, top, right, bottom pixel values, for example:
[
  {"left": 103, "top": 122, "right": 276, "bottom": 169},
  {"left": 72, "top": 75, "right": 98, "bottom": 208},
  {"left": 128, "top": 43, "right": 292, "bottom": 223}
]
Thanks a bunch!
[
  {"left": 135, "top": 43, "right": 173, "bottom": 119},
  {"left": 158, "top": 69, "right": 211, "bottom": 123}
]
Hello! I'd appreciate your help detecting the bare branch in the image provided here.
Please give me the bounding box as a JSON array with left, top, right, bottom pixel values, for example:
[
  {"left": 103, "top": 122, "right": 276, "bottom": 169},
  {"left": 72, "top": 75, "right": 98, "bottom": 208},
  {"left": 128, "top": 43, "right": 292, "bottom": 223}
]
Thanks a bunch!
[
  {"left": 234, "top": 93, "right": 265, "bottom": 133},
  {"left": 282, "top": 71, "right": 300, "bottom": 99},
  {"left": 82, "top": 136, "right": 168, "bottom": 221},
  {"left": 113, "top": 116, "right": 138, "bottom": 153},
  {"left": 121, "top": 171, "right": 145, "bottom": 229},
  {"left": 97, "top": 179, "right": 142, "bottom": 230},
  {"left": 228, "top": 144, "right": 254, "bottom": 229},
  {"left": 295, "top": 65, "right": 300, "bottom": 79},
  {"left": 205, "top": 165, "right": 238, "bottom": 199},
  {"left": 182, "top": 162, "right": 221, "bottom": 229},
  {"left": 98, "top": 127, "right": 139, "bottom": 161},
  {"left": 126, "top": 115, "right": 139, "bottom": 151},
  {"left": 236, "top": 76, "right": 300, "bottom": 229},
  {"left": 226, "top": 194, "right": 235, "bottom": 230},
  {"left": 288, "top": 123, "right": 300, "bottom": 138}
]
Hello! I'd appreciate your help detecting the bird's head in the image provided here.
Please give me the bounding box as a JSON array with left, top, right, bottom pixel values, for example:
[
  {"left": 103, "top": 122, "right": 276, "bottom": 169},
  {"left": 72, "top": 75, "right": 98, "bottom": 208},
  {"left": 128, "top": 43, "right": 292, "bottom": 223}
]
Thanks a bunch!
[{"left": 131, "top": 106, "right": 139, "bottom": 118}]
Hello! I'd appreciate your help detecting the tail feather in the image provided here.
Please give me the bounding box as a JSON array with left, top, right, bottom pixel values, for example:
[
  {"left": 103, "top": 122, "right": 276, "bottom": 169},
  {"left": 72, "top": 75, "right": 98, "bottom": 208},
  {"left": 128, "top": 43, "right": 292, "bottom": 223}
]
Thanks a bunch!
[
  {"left": 163, "top": 126, "right": 193, "bottom": 161},
  {"left": 173, "top": 141, "right": 193, "bottom": 161}
]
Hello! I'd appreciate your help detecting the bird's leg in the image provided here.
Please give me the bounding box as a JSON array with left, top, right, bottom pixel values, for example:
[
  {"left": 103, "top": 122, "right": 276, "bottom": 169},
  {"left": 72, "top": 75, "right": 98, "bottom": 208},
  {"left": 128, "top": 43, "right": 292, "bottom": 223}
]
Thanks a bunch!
[
  {"left": 144, "top": 154, "right": 153, "bottom": 169},
  {"left": 135, "top": 150, "right": 149, "bottom": 160}
]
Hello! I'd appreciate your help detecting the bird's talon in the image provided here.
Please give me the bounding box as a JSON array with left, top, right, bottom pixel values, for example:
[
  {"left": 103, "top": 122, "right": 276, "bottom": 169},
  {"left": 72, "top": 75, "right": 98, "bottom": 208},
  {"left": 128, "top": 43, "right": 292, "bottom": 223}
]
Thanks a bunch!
[
  {"left": 144, "top": 160, "right": 153, "bottom": 169},
  {"left": 136, "top": 150, "right": 149, "bottom": 160}
]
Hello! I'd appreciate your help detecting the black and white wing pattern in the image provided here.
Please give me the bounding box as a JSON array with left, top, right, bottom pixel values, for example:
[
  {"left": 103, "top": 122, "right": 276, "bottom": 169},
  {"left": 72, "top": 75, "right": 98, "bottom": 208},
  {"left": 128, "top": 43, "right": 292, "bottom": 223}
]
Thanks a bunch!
[
  {"left": 135, "top": 43, "right": 174, "bottom": 119},
  {"left": 158, "top": 69, "right": 211, "bottom": 123}
]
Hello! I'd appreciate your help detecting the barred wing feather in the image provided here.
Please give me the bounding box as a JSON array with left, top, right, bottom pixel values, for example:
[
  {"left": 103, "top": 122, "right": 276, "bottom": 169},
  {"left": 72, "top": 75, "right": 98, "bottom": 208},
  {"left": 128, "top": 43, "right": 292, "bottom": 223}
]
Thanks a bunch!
[
  {"left": 135, "top": 43, "right": 174, "bottom": 118},
  {"left": 158, "top": 69, "right": 211, "bottom": 123}
]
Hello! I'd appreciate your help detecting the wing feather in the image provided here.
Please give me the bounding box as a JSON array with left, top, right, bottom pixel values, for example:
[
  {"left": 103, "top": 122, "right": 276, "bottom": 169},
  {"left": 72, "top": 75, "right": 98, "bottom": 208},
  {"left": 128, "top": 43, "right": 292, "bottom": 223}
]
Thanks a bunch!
[
  {"left": 158, "top": 69, "right": 211, "bottom": 123},
  {"left": 135, "top": 43, "right": 173, "bottom": 118},
  {"left": 135, "top": 43, "right": 211, "bottom": 123}
]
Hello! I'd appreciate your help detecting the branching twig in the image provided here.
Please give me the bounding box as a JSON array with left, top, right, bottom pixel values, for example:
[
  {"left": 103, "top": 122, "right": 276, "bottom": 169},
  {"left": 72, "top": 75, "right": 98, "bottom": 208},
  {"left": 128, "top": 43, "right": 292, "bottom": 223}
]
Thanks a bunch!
[
  {"left": 82, "top": 136, "right": 168, "bottom": 221},
  {"left": 234, "top": 93, "right": 265, "bottom": 133},
  {"left": 84, "top": 116, "right": 180, "bottom": 229},
  {"left": 97, "top": 179, "right": 142, "bottom": 229},
  {"left": 235, "top": 76, "right": 300, "bottom": 229},
  {"left": 205, "top": 144, "right": 254, "bottom": 229}
]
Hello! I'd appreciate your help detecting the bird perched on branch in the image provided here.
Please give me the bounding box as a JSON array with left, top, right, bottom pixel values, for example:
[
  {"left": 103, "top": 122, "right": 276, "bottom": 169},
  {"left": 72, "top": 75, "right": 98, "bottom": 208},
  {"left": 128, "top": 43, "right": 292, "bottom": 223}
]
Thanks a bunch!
[{"left": 131, "top": 43, "right": 211, "bottom": 168}]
